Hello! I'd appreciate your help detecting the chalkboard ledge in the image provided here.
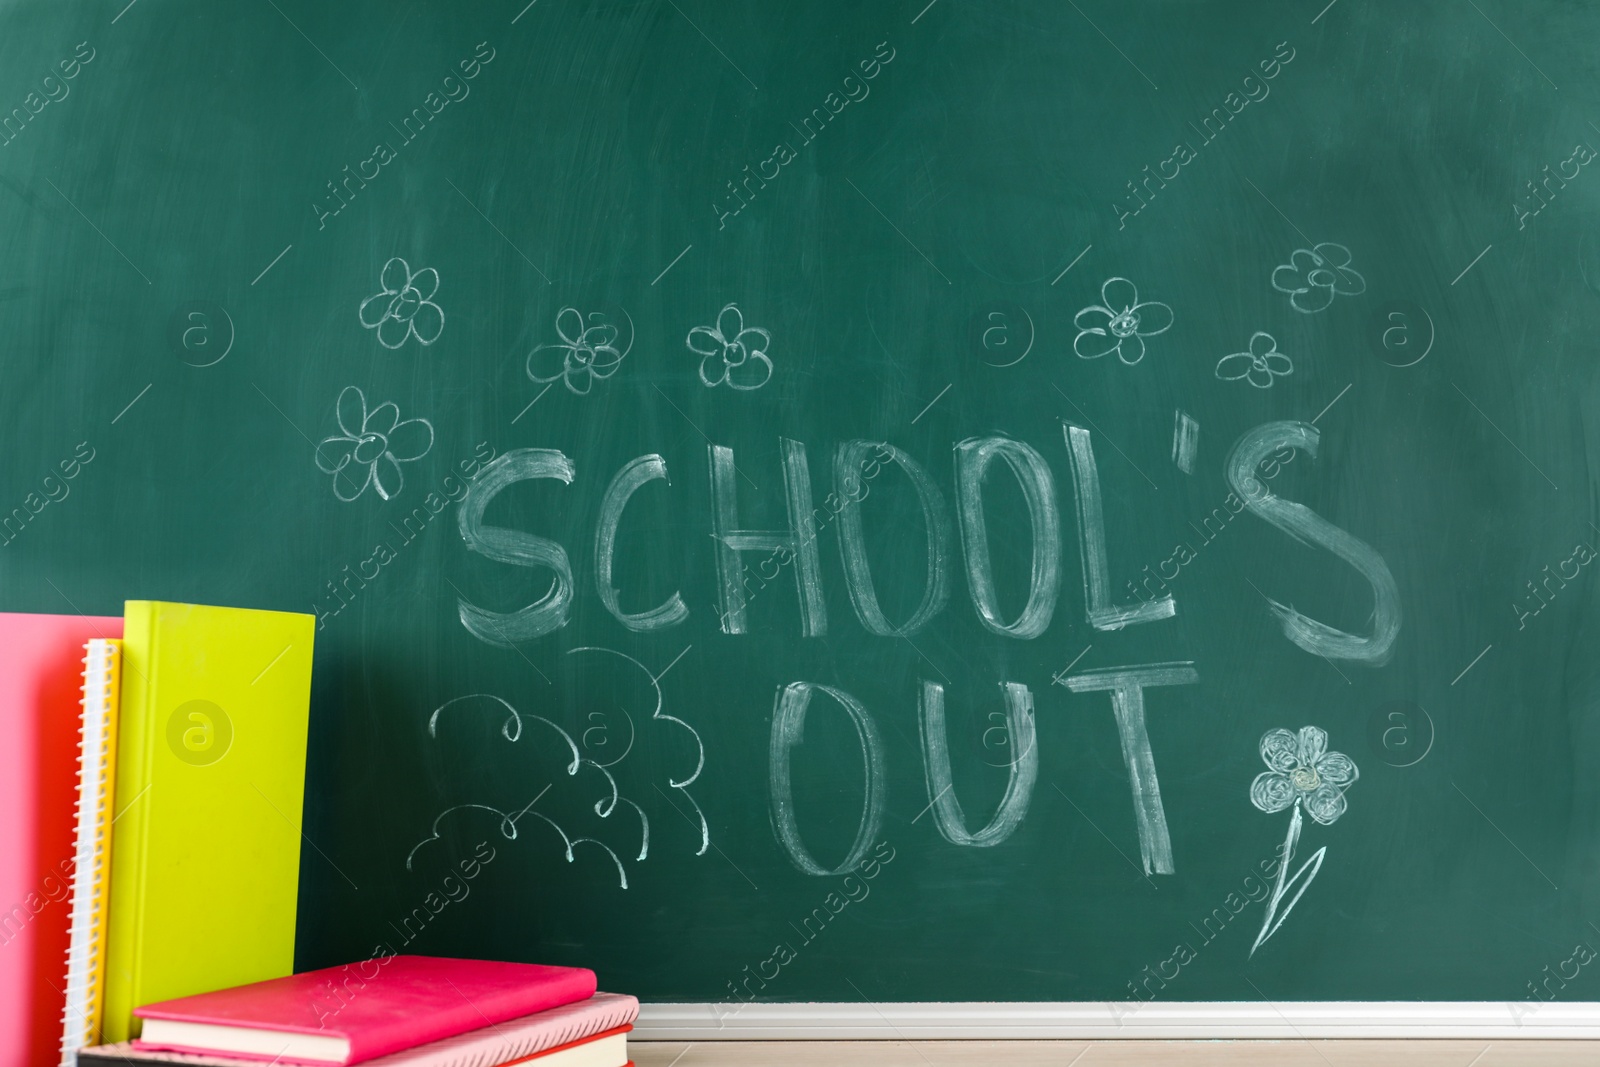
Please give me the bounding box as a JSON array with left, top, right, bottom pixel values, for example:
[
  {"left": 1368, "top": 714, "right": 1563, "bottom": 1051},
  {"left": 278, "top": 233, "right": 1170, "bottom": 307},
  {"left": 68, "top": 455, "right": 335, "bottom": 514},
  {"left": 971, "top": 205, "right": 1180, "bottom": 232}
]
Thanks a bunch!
[{"left": 634, "top": 1002, "right": 1600, "bottom": 1040}]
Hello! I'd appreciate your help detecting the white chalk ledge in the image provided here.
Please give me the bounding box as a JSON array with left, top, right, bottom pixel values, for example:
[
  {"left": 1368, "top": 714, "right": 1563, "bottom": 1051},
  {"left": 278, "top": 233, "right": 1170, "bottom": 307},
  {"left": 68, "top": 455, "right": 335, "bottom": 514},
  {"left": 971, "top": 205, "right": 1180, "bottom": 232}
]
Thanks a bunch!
[{"left": 633, "top": 1001, "right": 1600, "bottom": 1040}]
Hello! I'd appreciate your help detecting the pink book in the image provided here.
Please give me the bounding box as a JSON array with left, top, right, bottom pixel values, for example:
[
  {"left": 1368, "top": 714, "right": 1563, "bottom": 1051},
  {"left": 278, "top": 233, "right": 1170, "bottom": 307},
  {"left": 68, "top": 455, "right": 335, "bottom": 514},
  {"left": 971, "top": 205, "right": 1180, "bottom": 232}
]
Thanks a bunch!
[
  {"left": 0, "top": 611, "right": 124, "bottom": 1067},
  {"left": 132, "top": 956, "right": 598, "bottom": 1066},
  {"left": 81, "top": 993, "right": 637, "bottom": 1067}
]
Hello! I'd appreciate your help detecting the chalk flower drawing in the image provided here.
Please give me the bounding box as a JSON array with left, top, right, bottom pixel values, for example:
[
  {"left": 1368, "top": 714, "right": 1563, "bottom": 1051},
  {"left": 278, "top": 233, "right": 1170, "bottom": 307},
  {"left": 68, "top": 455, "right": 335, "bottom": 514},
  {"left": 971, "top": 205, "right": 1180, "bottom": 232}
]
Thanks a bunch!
[
  {"left": 528, "top": 307, "right": 627, "bottom": 395},
  {"left": 1216, "top": 331, "right": 1293, "bottom": 389},
  {"left": 359, "top": 257, "right": 445, "bottom": 348},
  {"left": 1248, "top": 725, "right": 1358, "bottom": 956},
  {"left": 1073, "top": 277, "right": 1173, "bottom": 365},
  {"left": 1270, "top": 242, "right": 1365, "bottom": 314},
  {"left": 688, "top": 302, "right": 773, "bottom": 390},
  {"left": 315, "top": 386, "right": 434, "bottom": 502}
]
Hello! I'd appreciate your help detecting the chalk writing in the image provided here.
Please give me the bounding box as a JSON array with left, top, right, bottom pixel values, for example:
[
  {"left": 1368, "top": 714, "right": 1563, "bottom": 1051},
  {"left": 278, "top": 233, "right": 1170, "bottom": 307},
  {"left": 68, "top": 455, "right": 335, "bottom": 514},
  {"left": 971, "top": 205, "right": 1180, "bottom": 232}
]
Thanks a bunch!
[
  {"left": 770, "top": 683, "right": 886, "bottom": 876},
  {"left": 1215, "top": 331, "right": 1292, "bottom": 388},
  {"left": 567, "top": 646, "right": 708, "bottom": 856},
  {"left": 689, "top": 303, "right": 774, "bottom": 390},
  {"left": 1172, "top": 411, "right": 1198, "bottom": 473},
  {"left": 595, "top": 454, "right": 691, "bottom": 631},
  {"left": 1226, "top": 422, "right": 1401, "bottom": 665},
  {"left": 1064, "top": 425, "right": 1176, "bottom": 631},
  {"left": 415, "top": 694, "right": 645, "bottom": 889},
  {"left": 359, "top": 258, "right": 445, "bottom": 348},
  {"left": 528, "top": 307, "right": 631, "bottom": 395},
  {"left": 1073, "top": 277, "right": 1173, "bottom": 365},
  {"left": 315, "top": 386, "right": 434, "bottom": 502},
  {"left": 1248, "top": 725, "right": 1358, "bottom": 955},
  {"left": 1271, "top": 242, "right": 1365, "bottom": 314},
  {"left": 917, "top": 681, "right": 1036, "bottom": 847},
  {"left": 1061, "top": 664, "right": 1198, "bottom": 875},
  {"left": 955, "top": 436, "right": 1061, "bottom": 637}
]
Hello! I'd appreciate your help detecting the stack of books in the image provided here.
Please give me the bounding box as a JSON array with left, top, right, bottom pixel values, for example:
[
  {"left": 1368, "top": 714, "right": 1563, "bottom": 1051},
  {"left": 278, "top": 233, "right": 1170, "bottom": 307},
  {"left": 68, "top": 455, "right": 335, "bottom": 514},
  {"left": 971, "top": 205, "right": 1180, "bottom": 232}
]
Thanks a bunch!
[
  {"left": 0, "top": 601, "right": 630, "bottom": 1067},
  {"left": 1, "top": 602, "right": 317, "bottom": 1065},
  {"left": 76, "top": 956, "right": 635, "bottom": 1067}
]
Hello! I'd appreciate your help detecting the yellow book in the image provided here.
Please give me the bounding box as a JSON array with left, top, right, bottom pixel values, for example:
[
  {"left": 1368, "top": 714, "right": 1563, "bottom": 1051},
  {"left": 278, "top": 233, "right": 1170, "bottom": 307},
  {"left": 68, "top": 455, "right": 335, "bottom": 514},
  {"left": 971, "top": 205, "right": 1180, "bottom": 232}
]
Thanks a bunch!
[{"left": 103, "top": 603, "right": 315, "bottom": 1043}]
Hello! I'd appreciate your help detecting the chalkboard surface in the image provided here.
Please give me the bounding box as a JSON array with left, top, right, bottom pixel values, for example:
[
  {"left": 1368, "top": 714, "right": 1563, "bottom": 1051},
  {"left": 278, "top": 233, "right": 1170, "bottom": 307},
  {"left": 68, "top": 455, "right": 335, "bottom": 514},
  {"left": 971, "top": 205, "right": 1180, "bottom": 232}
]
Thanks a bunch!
[{"left": 4, "top": 0, "right": 1599, "bottom": 1009}]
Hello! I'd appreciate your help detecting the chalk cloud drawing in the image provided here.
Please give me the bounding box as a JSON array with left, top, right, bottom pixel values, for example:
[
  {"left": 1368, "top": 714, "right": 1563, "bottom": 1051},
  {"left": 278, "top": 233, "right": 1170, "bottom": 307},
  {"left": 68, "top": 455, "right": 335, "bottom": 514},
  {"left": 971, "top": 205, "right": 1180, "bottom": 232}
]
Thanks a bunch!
[
  {"left": 528, "top": 307, "right": 632, "bottom": 395},
  {"left": 1248, "top": 725, "right": 1358, "bottom": 955},
  {"left": 406, "top": 647, "right": 706, "bottom": 890},
  {"left": 1271, "top": 242, "right": 1365, "bottom": 314},
  {"left": 359, "top": 257, "right": 445, "bottom": 348},
  {"left": 314, "top": 386, "right": 434, "bottom": 502},
  {"left": 1216, "top": 331, "right": 1293, "bottom": 389},
  {"left": 688, "top": 302, "right": 773, "bottom": 390},
  {"left": 1073, "top": 277, "right": 1173, "bottom": 365}
]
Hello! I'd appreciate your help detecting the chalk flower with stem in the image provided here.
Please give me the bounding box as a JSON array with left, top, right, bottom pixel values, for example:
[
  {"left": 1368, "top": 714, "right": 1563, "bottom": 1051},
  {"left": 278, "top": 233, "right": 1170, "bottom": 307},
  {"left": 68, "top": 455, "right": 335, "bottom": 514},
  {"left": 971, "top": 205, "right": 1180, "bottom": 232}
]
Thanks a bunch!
[{"left": 1248, "top": 725, "right": 1358, "bottom": 956}]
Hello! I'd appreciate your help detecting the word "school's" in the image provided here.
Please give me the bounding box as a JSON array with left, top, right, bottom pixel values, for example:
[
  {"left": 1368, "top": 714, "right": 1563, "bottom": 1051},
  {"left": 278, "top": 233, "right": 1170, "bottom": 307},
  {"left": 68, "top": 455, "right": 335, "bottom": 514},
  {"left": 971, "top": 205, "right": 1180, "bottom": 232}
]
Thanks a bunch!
[{"left": 453, "top": 421, "right": 1400, "bottom": 667}]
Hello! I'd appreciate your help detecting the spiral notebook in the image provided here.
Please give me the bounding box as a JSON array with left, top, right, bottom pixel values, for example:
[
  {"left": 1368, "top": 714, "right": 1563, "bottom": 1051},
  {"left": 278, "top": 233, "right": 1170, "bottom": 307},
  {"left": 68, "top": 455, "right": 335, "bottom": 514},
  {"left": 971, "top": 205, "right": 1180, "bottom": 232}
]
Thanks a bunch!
[{"left": 60, "top": 639, "right": 123, "bottom": 1065}]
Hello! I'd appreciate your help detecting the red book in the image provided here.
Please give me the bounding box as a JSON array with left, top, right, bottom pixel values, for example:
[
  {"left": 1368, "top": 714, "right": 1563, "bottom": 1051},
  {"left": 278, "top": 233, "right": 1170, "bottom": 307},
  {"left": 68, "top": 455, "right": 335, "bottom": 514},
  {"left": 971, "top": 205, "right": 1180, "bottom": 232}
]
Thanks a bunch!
[
  {"left": 0, "top": 611, "right": 124, "bottom": 1067},
  {"left": 132, "top": 957, "right": 598, "bottom": 1066}
]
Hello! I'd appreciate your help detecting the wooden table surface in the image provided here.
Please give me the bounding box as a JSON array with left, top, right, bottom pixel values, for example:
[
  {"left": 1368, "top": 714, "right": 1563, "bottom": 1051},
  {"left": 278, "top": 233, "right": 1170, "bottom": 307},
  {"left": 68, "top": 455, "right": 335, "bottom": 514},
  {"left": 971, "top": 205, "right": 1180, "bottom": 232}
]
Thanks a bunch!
[{"left": 631, "top": 1041, "right": 1596, "bottom": 1065}]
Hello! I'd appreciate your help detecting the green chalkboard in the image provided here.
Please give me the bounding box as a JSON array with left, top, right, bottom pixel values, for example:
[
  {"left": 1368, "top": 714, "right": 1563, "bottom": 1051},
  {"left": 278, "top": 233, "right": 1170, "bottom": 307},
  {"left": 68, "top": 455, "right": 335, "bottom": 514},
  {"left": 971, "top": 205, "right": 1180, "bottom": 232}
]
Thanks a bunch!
[{"left": 4, "top": 0, "right": 1599, "bottom": 1010}]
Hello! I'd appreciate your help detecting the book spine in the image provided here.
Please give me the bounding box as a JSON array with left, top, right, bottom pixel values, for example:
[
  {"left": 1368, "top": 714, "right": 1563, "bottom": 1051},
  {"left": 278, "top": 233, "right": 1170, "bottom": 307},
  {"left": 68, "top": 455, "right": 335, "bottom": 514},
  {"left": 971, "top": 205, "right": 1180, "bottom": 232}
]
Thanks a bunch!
[
  {"left": 60, "top": 639, "right": 122, "bottom": 1065},
  {"left": 104, "top": 604, "right": 156, "bottom": 1043}
]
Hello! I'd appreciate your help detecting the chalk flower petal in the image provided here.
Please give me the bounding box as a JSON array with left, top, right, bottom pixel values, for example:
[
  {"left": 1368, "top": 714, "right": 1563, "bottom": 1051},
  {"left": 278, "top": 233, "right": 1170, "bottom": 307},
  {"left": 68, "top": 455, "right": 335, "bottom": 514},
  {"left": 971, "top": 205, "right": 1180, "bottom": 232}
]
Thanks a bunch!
[
  {"left": 1303, "top": 783, "right": 1348, "bottom": 825},
  {"left": 1215, "top": 352, "right": 1257, "bottom": 381},
  {"left": 1315, "top": 751, "right": 1359, "bottom": 789},
  {"left": 377, "top": 314, "right": 412, "bottom": 349},
  {"left": 527, "top": 343, "right": 571, "bottom": 383},
  {"left": 1074, "top": 305, "right": 1114, "bottom": 333},
  {"left": 359, "top": 290, "right": 399, "bottom": 328},
  {"left": 1251, "top": 771, "right": 1297, "bottom": 813},
  {"left": 687, "top": 325, "right": 723, "bottom": 357},
  {"left": 588, "top": 344, "right": 624, "bottom": 378},
  {"left": 408, "top": 267, "right": 440, "bottom": 301},
  {"left": 1074, "top": 328, "right": 1119, "bottom": 360},
  {"left": 1260, "top": 728, "right": 1300, "bottom": 773},
  {"left": 315, "top": 436, "right": 355, "bottom": 474},
  {"left": 332, "top": 462, "right": 374, "bottom": 503},
  {"left": 410, "top": 301, "right": 444, "bottom": 345},
  {"left": 716, "top": 303, "right": 745, "bottom": 341},
  {"left": 1297, "top": 725, "right": 1328, "bottom": 766},
  {"left": 335, "top": 385, "right": 367, "bottom": 439},
  {"left": 372, "top": 453, "right": 405, "bottom": 501},
  {"left": 365, "top": 401, "right": 400, "bottom": 437},
  {"left": 386, "top": 418, "right": 434, "bottom": 463},
  {"left": 1132, "top": 299, "right": 1173, "bottom": 335},
  {"left": 1117, "top": 332, "right": 1147, "bottom": 365},
  {"left": 699, "top": 351, "right": 728, "bottom": 387},
  {"left": 1101, "top": 276, "right": 1138, "bottom": 314},
  {"left": 727, "top": 351, "right": 773, "bottom": 390},
  {"left": 379, "top": 257, "right": 411, "bottom": 294}
]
